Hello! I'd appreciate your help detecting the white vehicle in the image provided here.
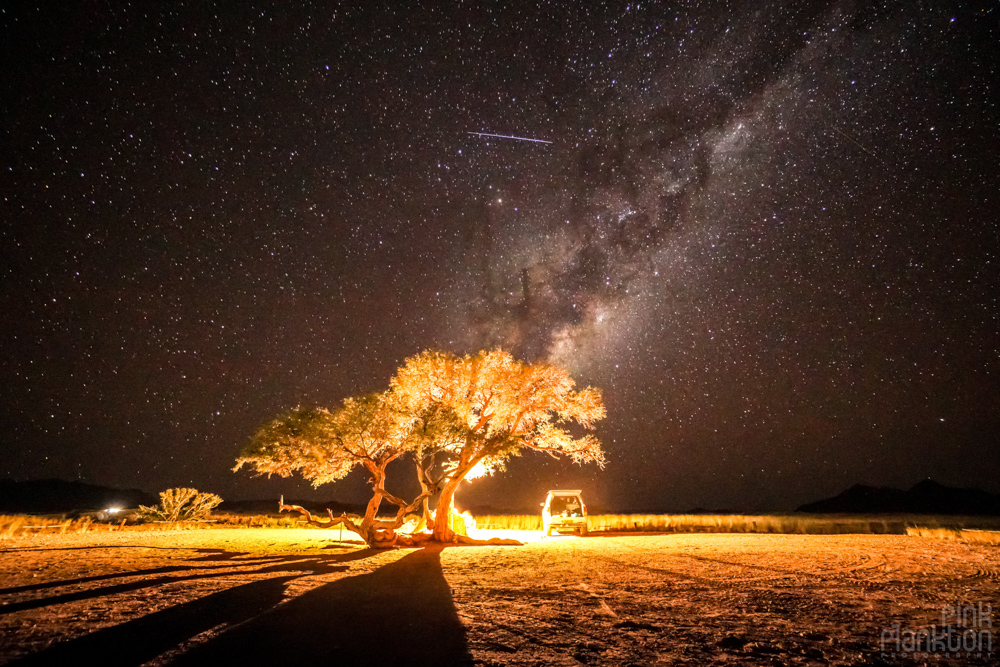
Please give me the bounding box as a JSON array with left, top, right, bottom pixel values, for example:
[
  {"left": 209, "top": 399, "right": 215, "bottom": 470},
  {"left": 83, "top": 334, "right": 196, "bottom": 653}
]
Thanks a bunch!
[{"left": 542, "top": 489, "right": 589, "bottom": 536}]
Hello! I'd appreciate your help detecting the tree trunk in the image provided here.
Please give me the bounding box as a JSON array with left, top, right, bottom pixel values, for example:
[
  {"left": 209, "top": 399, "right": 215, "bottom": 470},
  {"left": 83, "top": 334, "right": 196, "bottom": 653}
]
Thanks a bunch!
[
  {"left": 362, "top": 490, "right": 383, "bottom": 526},
  {"left": 431, "top": 480, "right": 459, "bottom": 542},
  {"left": 414, "top": 454, "right": 438, "bottom": 531},
  {"left": 431, "top": 448, "right": 486, "bottom": 542},
  {"left": 413, "top": 494, "right": 435, "bottom": 532},
  {"left": 423, "top": 496, "right": 434, "bottom": 529}
]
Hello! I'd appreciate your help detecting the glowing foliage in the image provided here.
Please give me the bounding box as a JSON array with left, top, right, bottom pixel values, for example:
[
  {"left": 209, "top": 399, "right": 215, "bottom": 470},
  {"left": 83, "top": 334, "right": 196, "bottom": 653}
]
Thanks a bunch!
[
  {"left": 392, "top": 348, "right": 606, "bottom": 469},
  {"left": 234, "top": 394, "right": 411, "bottom": 486}
]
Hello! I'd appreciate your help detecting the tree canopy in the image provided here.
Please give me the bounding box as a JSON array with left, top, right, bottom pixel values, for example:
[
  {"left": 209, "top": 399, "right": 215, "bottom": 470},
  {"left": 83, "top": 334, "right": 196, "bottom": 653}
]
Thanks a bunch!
[{"left": 235, "top": 394, "right": 410, "bottom": 486}]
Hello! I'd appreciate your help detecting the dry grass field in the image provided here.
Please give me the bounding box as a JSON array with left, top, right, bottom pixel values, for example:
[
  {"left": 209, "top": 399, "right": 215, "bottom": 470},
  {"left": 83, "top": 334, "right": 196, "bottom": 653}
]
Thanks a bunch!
[
  {"left": 476, "top": 512, "right": 1000, "bottom": 536},
  {"left": 1, "top": 522, "right": 997, "bottom": 666}
]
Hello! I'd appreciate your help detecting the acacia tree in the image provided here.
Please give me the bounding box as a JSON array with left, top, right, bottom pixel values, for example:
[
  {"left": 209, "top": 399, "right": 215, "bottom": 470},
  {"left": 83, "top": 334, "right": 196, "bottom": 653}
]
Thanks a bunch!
[
  {"left": 390, "top": 349, "right": 606, "bottom": 542},
  {"left": 233, "top": 393, "right": 433, "bottom": 547}
]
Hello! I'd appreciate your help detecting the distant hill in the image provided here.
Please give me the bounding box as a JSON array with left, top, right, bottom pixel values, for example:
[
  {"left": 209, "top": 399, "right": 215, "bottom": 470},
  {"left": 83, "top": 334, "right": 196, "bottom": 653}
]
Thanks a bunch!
[
  {"left": 0, "top": 479, "right": 158, "bottom": 514},
  {"left": 797, "top": 480, "right": 1000, "bottom": 515},
  {"left": 0, "top": 479, "right": 369, "bottom": 516}
]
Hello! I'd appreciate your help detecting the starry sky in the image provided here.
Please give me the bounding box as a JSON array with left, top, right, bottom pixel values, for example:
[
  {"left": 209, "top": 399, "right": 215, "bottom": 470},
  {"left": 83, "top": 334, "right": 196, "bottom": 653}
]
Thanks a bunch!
[{"left": 2, "top": 1, "right": 998, "bottom": 512}]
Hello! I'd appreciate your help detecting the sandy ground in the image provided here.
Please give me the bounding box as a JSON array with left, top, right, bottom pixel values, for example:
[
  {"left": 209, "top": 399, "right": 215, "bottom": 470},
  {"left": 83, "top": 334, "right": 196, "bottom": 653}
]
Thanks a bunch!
[{"left": 0, "top": 528, "right": 997, "bottom": 666}]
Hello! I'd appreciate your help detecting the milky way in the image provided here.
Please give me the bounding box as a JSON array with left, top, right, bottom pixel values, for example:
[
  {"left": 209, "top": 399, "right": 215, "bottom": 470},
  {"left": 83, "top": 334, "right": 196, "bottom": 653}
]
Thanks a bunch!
[{"left": 2, "top": 1, "right": 997, "bottom": 510}]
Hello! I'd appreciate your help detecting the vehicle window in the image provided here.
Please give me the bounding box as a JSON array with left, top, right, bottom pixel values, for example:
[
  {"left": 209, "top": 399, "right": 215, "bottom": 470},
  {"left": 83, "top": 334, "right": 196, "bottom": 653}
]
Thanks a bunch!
[{"left": 549, "top": 496, "right": 581, "bottom": 515}]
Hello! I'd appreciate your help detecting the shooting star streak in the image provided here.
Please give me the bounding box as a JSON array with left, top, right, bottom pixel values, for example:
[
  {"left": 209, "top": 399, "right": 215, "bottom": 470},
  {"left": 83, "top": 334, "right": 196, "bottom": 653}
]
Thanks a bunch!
[
  {"left": 828, "top": 124, "right": 878, "bottom": 159},
  {"left": 468, "top": 131, "right": 553, "bottom": 144}
]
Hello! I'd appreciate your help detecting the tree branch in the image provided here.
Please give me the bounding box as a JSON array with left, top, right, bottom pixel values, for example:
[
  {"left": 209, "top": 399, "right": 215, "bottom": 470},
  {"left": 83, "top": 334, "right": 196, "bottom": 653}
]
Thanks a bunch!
[
  {"left": 523, "top": 438, "right": 592, "bottom": 455},
  {"left": 279, "top": 496, "right": 362, "bottom": 534},
  {"left": 375, "top": 486, "right": 412, "bottom": 509}
]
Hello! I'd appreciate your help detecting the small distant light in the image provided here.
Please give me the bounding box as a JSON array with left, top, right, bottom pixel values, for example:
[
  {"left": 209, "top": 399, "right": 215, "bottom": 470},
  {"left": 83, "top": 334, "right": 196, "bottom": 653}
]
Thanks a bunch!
[{"left": 106, "top": 507, "right": 122, "bottom": 514}]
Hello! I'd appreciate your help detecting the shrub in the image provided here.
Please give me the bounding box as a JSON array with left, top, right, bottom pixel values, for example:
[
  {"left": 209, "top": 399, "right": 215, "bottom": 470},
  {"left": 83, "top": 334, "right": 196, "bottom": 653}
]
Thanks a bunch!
[{"left": 137, "top": 488, "right": 223, "bottom": 522}]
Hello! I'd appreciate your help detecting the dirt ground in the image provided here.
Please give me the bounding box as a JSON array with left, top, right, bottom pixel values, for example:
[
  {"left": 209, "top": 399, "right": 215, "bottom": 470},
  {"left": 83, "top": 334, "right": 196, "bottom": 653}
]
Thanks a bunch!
[{"left": 0, "top": 528, "right": 996, "bottom": 666}]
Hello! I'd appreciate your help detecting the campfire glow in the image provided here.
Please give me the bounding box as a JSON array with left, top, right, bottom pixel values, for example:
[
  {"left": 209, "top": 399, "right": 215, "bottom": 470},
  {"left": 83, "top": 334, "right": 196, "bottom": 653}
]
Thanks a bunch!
[{"left": 464, "top": 460, "right": 491, "bottom": 481}]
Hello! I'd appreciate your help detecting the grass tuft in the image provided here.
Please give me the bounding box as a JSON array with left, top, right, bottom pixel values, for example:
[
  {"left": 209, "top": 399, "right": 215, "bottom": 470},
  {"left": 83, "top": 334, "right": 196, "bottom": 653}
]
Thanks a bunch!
[
  {"left": 0, "top": 514, "right": 104, "bottom": 537},
  {"left": 906, "top": 526, "right": 1000, "bottom": 545}
]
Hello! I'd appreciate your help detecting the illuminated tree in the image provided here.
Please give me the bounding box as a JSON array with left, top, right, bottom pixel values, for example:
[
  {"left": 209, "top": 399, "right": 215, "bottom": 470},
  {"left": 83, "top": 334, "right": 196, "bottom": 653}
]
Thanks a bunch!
[
  {"left": 235, "top": 349, "right": 605, "bottom": 546},
  {"left": 233, "top": 393, "right": 432, "bottom": 547},
  {"left": 390, "top": 349, "right": 606, "bottom": 541}
]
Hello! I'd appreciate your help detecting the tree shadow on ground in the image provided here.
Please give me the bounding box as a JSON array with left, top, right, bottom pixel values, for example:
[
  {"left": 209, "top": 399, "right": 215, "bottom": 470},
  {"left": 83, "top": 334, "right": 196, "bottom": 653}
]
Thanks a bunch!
[
  {"left": 9, "top": 574, "right": 299, "bottom": 666},
  {"left": 0, "top": 550, "right": 374, "bottom": 615},
  {"left": 0, "top": 556, "right": 288, "bottom": 596},
  {"left": 7, "top": 546, "right": 471, "bottom": 666},
  {"left": 0, "top": 545, "right": 362, "bottom": 596},
  {"left": 172, "top": 544, "right": 472, "bottom": 667}
]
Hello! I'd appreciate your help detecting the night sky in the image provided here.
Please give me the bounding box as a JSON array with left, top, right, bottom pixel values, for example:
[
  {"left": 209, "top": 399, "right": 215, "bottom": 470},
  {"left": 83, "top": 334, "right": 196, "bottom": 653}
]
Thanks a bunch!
[{"left": 3, "top": 1, "right": 998, "bottom": 512}]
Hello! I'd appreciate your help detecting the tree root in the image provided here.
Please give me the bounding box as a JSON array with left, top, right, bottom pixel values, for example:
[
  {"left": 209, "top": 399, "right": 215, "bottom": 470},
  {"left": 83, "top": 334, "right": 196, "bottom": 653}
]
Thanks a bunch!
[
  {"left": 455, "top": 534, "right": 523, "bottom": 546},
  {"left": 393, "top": 532, "right": 521, "bottom": 547},
  {"left": 279, "top": 497, "right": 521, "bottom": 547}
]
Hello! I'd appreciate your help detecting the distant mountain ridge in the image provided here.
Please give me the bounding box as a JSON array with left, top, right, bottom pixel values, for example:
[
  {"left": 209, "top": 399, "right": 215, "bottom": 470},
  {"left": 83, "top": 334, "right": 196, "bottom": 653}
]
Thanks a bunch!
[
  {"left": 0, "top": 478, "right": 367, "bottom": 516},
  {"left": 0, "top": 479, "right": 158, "bottom": 514},
  {"left": 797, "top": 480, "right": 1000, "bottom": 515}
]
